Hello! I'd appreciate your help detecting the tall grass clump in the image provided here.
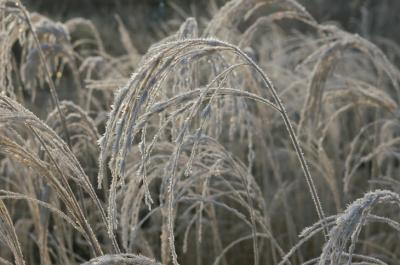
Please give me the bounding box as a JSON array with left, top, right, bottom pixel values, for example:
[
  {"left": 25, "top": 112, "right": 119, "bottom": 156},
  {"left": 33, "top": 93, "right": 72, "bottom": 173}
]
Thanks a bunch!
[{"left": 0, "top": 0, "right": 400, "bottom": 264}]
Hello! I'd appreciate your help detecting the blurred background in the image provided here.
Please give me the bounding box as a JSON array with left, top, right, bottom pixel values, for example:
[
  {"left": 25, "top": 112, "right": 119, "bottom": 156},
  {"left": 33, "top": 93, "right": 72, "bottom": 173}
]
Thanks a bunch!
[{"left": 22, "top": 0, "right": 400, "bottom": 63}]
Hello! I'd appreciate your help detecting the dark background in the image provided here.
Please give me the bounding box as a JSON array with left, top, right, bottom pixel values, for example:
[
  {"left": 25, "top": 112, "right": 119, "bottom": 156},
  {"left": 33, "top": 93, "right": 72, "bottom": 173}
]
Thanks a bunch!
[{"left": 22, "top": 0, "right": 400, "bottom": 61}]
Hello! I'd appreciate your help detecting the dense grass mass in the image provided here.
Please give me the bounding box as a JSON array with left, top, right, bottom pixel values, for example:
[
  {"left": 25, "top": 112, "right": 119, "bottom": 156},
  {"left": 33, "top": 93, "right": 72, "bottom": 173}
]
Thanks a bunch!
[{"left": 0, "top": 0, "right": 400, "bottom": 264}]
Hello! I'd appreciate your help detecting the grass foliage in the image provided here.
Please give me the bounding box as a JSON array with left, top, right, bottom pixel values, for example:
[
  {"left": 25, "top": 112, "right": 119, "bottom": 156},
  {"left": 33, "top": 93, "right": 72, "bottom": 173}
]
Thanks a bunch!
[{"left": 0, "top": 0, "right": 400, "bottom": 264}]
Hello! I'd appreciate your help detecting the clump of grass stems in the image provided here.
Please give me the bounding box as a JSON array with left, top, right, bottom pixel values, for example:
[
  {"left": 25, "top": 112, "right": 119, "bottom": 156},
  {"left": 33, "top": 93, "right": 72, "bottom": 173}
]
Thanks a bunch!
[{"left": 0, "top": 0, "right": 400, "bottom": 264}]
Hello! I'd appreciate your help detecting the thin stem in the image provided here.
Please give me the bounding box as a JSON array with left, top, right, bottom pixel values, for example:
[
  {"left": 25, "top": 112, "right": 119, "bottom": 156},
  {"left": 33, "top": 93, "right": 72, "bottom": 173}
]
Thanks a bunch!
[{"left": 16, "top": 0, "right": 71, "bottom": 147}]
